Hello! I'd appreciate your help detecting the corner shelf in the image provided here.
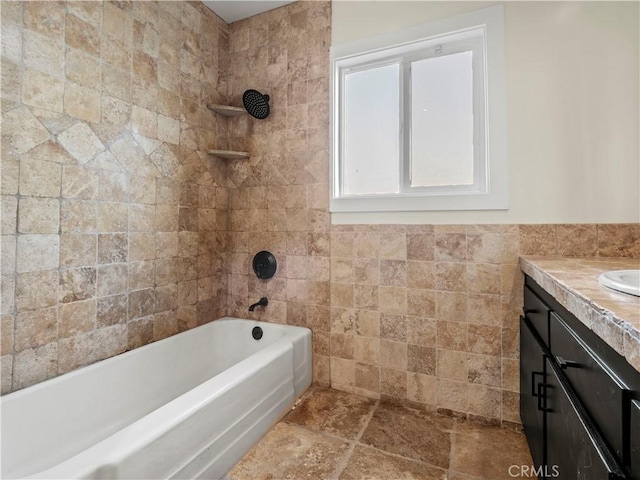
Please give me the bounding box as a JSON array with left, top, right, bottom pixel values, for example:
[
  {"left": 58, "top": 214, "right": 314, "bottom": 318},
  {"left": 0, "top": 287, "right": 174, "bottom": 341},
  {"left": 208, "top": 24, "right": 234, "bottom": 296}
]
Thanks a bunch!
[
  {"left": 206, "top": 104, "right": 246, "bottom": 117},
  {"left": 207, "top": 149, "right": 250, "bottom": 160}
]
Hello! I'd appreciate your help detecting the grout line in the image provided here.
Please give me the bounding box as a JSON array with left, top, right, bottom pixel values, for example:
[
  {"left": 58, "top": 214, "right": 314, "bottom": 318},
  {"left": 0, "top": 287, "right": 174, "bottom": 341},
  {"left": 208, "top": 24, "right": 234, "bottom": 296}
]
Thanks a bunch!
[
  {"left": 354, "top": 398, "right": 379, "bottom": 443},
  {"left": 327, "top": 399, "right": 380, "bottom": 480}
]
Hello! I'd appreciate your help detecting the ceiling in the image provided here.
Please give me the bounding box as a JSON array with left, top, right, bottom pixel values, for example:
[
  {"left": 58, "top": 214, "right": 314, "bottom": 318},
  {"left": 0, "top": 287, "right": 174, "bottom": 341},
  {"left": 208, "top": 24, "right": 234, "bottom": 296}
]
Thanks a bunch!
[{"left": 201, "top": 0, "right": 297, "bottom": 23}]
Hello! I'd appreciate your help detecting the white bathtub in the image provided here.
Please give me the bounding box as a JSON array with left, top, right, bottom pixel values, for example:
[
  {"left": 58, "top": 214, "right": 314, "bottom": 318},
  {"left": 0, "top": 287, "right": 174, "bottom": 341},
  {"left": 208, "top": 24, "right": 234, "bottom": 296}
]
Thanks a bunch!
[{"left": 0, "top": 318, "right": 312, "bottom": 479}]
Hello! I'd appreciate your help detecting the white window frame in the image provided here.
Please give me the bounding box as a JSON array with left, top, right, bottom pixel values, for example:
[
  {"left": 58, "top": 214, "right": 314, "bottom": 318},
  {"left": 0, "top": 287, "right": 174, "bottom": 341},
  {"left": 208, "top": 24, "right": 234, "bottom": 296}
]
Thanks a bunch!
[{"left": 330, "top": 5, "right": 508, "bottom": 213}]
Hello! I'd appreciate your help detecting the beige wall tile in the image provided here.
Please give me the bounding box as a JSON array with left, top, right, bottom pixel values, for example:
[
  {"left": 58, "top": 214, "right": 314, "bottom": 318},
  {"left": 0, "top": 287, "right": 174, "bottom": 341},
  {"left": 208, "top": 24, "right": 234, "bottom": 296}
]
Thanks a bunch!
[
  {"left": 437, "top": 379, "right": 468, "bottom": 413},
  {"left": 66, "top": 47, "right": 101, "bottom": 87},
  {"left": 64, "top": 83, "right": 101, "bottom": 123},
  {"left": 379, "top": 233, "right": 406, "bottom": 260},
  {"left": 16, "top": 234, "right": 59, "bottom": 273},
  {"left": 59, "top": 267, "right": 96, "bottom": 303},
  {"left": 1, "top": 156, "right": 20, "bottom": 195},
  {"left": 14, "top": 307, "right": 58, "bottom": 352},
  {"left": 435, "top": 262, "right": 467, "bottom": 292},
  {"left": 437, "top": 349, "right": 468, "bottom": 382},
  {"left": 59, "top": 299, "right": 96, "bottom": 338},
  {"left": 355, "top": 362, "right": 380, "bottom": 393},
  {"left": 407, "top": 372, "right": 437, "bottom": 405},
  {"left": 466, "top": 263, "right": 501, "bottom": 294},
  {"left": 94, "top": 324, "right": 127, "bottom": 362},
  {"left": 22, "top": 69, "right": 64, "bottom": 112},
  {"left": 468, "top": 384, "right": 501, "bottom": 420},
  {"left": 0, "top": 355, "right": 13, "bottom": 394},
  {"left": 57, "top": 122, "right": 105, "bottom": 164},
  {"left": 98, "top": 233, "right": 128, "bottom": 264},
  {"left": 467, "top": 233, "right": 503, "bottom": 264},
  {"left": 96, "top": 263, "right": 128, "bottom": 297},
  {"left": 0, "top": 314, "right": 14, "bottom": 356},
  {"left": 597, "top": 223, "right": 640, "bottom": 258},
  {"left": 407, "top": 288, "right": 436, "bottom": 317},
  {"left": 19, "top": 158, "right": 61, "bottom": 198},
  {"left": 15, "top": 270, "right": 58, "bottom": 311},
  {"left": 468, "top": 354, "right": 501, "bottom": 387},
  {"left": 58, "top": 332, "right": 95, "bottom": 374},
  {"left": 153, "top": 311, "right": 178, "bottom": 341},
  {"left": 519, "top": 225, "right": 557, "bottom": 255},
  {"left": 330, "top": 357, "right": 355, "bottom": 388},
  {"left": 98, "top": 202, "right": 129, "bottom": 233},
  {"left": 23, "top": 29, "right": 64, "bottom": 76},
  {"left": 13, "top": 343, "right": 58, "bottom": 390},
  {"left": 407, "top": 316, "right": 436, "bottom": 347},
  {"left": 437, "top": 320, "right": 468, "bottom": 351},
  {"left": 24, "top": 1, "right": 65, "bottom": 39},
  {"left": 2, "top": 107, "right": 50, "bottom": 155},
  {"left": 60, "top": 234, "right": 96, "bottom": 267},
  {"left": 1, "top": 196, "right": 17, "bottom": 234},
  {"left": 62, "top": 165, "right": 98, "bottom": 200},
  {"left": 380, "top": 339, "right": 407, "bottom": 370},
  {"left": 17, "top": 197, "right": 59, "bottom": 234},
  {"left": 330, "top": 332, "right": 354, "bottom": 360},
  {"left": 66, "top": 14, "right": 101, "bottom": 57},
  {"left": 380, "top": 366, "right": 406, "bottom": 398},
  {"left": 97, "top": 294, "right": 128, "bottom": 328},
  {"left": 407, "top": 345, "right": 436, "bottom": 375}
]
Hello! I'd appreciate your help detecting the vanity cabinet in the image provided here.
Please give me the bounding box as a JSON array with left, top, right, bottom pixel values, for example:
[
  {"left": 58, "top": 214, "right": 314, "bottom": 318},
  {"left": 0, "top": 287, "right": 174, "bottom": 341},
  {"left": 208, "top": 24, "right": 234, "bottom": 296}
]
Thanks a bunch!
[
  {"left": 520, "top": 315, "right": 546, "bottom": 469},
  {"left": 520, "top": 277, "right": 640, "bottom": 480}
]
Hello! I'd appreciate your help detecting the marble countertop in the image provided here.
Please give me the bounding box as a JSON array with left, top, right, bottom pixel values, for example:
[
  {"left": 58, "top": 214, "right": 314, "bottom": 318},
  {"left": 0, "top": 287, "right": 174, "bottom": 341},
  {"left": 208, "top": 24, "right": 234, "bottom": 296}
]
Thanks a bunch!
[{"left": 519, "top": 256, "right": 640, "bottom": 373}]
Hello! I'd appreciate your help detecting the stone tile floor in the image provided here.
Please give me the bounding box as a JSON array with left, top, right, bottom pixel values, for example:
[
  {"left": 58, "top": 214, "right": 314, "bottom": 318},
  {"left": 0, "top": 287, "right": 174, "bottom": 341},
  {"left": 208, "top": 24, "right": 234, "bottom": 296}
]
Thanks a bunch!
[{"left": 227, "top": 387, "right": 535, "bottom": 480}]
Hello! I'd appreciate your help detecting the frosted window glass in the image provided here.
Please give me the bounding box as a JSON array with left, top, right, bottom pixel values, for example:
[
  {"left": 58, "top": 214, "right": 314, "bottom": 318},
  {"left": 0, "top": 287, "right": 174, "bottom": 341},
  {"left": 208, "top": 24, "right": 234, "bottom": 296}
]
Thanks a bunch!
[
  {"left": 343, "top": 64, "right": 400, "bottom": 195},
  {"left": 410, "top": 51, "right": 474, "bottom": 187}
]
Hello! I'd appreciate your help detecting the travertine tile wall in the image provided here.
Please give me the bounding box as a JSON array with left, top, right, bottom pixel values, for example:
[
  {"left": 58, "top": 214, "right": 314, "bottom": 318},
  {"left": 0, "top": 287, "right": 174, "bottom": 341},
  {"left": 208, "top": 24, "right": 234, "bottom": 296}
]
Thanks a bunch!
[
  {"left": 222, "top": 0, "right": 640, "bottom": 426},
  {"left": 1, "top": 1, "right": 232, "bottom": 394},
  {"left": 223, "top": 1, "right": 332, "bottom": 378},
  {"left": 2, "top": 0, "right": 638, "bottom": 429}
]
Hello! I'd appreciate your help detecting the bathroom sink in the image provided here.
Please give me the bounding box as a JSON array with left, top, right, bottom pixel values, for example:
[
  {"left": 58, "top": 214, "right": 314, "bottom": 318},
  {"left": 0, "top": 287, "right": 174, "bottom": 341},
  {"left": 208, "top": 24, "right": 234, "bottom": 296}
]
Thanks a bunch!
[{"left": 598, "top": 270, "right": 640, "bottom": 297}]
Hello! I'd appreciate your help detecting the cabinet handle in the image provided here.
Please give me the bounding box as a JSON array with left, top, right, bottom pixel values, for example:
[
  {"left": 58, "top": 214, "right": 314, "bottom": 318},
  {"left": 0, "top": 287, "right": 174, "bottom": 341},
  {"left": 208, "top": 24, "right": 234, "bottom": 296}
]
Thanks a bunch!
[
  {"left": 537, "top": 382, "right": 551, "bottom": 412},
  {"left": 556, "top": 356, "right": 580, "bottom": 369},
  {"left": 522, "top": 307, "right": 534, "bottom": 316},
  {"left": 531, "top": 371, "right": 544, "bottom": 397}
]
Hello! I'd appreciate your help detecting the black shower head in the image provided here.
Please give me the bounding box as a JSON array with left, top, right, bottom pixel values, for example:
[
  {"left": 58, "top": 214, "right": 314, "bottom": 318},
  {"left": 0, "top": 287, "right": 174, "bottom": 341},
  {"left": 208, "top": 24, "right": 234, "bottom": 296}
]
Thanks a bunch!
[{"left": 243, "top": 89, "right": 270, "bottom": 119}]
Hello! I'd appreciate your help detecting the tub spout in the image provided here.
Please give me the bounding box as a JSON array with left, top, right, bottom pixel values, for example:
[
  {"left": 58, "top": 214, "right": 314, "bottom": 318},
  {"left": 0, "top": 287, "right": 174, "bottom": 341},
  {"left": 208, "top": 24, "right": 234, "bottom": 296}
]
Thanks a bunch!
[{"left": 249, "top": 297, "right": 268, "bottom": 311}]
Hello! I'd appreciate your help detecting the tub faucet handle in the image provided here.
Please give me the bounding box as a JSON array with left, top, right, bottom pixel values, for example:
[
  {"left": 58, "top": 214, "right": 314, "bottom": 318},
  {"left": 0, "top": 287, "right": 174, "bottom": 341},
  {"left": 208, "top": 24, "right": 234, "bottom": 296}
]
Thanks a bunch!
[{"left": 249, "top": 297, "right": 268, "bottom": 311}]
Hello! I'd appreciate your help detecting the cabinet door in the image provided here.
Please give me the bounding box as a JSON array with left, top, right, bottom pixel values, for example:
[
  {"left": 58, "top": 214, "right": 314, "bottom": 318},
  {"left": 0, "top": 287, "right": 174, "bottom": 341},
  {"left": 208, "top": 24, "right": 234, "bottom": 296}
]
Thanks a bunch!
[
  {"left": 549, "top": 312, "right": 629, "bottom": 461},
  {"left": 524, "top": 286, "right": 551, "bottom": 347},
  {"left": 544, "top": 357, "right": 627, "bottom": 480},
  {"left": 520, "top": 316, "right": 546, "bottom": 471}
]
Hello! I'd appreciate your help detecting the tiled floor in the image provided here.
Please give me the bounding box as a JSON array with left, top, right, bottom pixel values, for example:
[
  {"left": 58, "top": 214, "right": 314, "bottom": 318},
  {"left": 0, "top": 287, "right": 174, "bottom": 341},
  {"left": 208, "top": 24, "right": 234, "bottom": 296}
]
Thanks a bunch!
[{"left": 227, "top": 387, "right": 535, "bottom": 480}]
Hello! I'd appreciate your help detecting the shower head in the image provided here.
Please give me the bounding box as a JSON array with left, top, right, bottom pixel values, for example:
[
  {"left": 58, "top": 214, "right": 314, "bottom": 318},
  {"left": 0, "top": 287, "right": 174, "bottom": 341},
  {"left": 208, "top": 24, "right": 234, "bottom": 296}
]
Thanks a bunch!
[{"left": 243, "top": 89, "right": 270, "bottom": 119}]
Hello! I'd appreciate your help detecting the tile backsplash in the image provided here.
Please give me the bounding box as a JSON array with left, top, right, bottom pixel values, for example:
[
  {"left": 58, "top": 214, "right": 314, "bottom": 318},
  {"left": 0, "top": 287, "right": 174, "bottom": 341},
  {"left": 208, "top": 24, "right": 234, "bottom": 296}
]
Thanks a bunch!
[{"left": 2, "top": 0, "right": 638, "bottom": 428}]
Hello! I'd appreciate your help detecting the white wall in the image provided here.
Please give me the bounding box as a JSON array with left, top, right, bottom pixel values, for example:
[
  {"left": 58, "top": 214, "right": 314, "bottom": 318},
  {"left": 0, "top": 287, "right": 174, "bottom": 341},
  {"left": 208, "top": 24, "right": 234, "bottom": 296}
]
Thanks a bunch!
[{"left": 331, "top": 1, "right": 639, "bottom": 224}]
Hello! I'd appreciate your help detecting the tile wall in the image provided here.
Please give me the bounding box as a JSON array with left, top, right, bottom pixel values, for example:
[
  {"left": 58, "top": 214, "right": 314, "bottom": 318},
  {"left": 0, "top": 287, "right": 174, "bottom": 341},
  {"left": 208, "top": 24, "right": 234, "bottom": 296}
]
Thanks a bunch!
[
  {"left": 1, "top": 1, "right": 232, "bottom": 393},
  {"left": 2, "top": 0, "right": 638, "bottom": 429},
  {"left": 222, "top": 1, "right": 639, "bottom": 426}
]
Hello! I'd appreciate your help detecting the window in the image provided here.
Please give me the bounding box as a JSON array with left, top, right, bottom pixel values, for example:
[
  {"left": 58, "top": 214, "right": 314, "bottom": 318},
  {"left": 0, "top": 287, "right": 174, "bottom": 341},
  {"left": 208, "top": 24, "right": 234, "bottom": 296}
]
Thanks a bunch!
[{"left": 331, "top": 6, "right": 507, "bottom": 213}]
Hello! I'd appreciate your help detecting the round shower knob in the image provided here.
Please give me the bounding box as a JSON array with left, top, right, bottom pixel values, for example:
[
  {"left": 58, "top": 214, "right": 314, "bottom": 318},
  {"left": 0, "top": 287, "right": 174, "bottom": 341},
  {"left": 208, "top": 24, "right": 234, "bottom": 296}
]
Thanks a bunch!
[{"left": 252, "top": 251, "right": 277, "bottom": 279}]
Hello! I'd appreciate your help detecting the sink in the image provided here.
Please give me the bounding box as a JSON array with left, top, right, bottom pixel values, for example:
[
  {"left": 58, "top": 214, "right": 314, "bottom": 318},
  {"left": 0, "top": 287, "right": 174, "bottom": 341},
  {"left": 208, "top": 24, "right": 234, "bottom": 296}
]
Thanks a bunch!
[{"left": 598, "top": 270, "right": 640, "bottom": 297}]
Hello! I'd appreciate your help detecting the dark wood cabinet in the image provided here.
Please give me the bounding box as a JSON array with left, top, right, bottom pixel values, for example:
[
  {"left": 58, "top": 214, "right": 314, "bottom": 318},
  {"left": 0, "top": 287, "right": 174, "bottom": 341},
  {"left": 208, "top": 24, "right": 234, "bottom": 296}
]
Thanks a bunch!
[
  {"left": 521, "top": 279, "right": 639, "bottom": 480},
  {"left": 520, "top": 316, "right": 546, "bottom": 470},
  {"left": 544, "top": 357, "right": 626, "bottom": 479}
]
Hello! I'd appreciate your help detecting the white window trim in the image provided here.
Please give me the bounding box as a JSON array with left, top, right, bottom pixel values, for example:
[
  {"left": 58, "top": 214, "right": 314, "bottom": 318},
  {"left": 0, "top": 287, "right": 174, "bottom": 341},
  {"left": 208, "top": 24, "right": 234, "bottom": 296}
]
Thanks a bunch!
[{"left": 330, "top": 5, "right": 508, "bottom": 213}]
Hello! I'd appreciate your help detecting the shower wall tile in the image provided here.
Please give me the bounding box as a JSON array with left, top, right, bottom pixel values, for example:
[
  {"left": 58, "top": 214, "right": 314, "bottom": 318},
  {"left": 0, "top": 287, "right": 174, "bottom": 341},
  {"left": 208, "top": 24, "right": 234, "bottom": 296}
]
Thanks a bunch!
[
  {"left": 1, "top": 1, "right": 230, "bottom": 394},
  {"left": 4, "top": 1, "right": 637, "bottom": 433}
]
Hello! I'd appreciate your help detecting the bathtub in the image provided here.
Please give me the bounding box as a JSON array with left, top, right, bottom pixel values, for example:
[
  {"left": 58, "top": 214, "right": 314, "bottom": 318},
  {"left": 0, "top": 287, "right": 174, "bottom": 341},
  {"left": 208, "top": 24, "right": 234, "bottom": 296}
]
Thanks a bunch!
[{"left": 0, "top": 318, "right": 312, "bottom": 479}]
